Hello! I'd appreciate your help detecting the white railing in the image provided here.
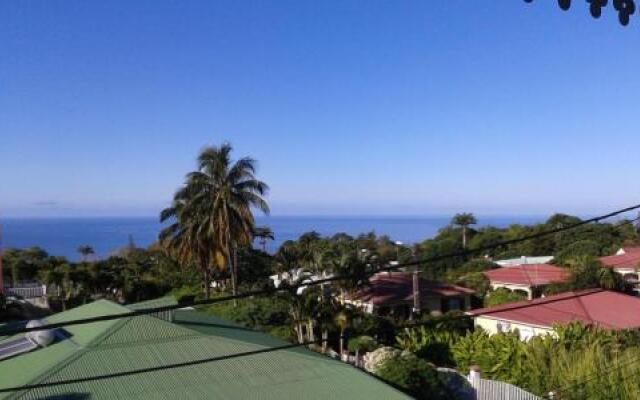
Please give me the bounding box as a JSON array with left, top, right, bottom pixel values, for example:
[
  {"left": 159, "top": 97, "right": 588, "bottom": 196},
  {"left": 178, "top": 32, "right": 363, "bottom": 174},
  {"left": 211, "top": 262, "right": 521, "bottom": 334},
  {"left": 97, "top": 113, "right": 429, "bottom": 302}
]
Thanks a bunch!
[{"left": 3, "top": 283, "right": 47, "bottom": 299}]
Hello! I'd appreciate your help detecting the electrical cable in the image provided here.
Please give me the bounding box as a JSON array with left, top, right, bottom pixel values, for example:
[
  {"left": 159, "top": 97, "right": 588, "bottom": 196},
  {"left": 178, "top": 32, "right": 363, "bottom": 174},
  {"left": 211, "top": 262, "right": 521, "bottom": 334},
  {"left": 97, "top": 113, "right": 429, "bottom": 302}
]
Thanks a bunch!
[{"left": 1, "top": 203, "right": 637, "bottom": 336}]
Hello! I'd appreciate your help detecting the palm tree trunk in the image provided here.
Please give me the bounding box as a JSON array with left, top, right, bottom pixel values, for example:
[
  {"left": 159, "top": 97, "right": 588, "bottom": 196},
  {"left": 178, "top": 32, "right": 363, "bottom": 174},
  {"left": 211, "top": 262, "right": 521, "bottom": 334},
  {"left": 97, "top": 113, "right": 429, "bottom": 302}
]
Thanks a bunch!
[
  {"left": 322, "top": 330, "right": 328, "bottom": 352},
  {"left": 307, "top": 320, "right": 315, "bottom": 342},
  {"left": 204, "top": 269, "right": 210, "bottom": 299},
  {"left": 296, "top": 323, "right": 304, "bottom": 344},
  {"left": 230, "top": 244, "right": 238, "bottom": 307},
  {"left": 462, "top": 225, "right": 467, "bottom": 249}
]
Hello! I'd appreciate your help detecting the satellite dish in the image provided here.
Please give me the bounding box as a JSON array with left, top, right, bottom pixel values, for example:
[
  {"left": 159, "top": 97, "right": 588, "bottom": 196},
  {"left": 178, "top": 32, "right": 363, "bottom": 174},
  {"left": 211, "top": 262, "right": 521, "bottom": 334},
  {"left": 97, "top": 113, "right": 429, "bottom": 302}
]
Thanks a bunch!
[{"left": 25, "top": 320, "right": 55, "bottom": 347}]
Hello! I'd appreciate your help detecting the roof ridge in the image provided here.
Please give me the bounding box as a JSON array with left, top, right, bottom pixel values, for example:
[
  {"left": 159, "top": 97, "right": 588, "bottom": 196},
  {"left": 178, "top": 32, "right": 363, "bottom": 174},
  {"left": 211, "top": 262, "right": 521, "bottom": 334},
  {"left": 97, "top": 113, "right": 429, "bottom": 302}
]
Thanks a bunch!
[
  {"left": 90, "top": 313, "right": 205, "bottom": 349},
  {"left": 470, "top": 288, "right": 604, "bottom": 315}
]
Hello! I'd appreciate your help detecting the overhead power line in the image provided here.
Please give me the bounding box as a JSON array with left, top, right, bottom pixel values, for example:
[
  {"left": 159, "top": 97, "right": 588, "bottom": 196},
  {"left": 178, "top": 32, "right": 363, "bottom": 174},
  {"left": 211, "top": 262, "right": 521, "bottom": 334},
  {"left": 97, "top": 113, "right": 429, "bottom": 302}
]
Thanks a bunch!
[
  {"left": 1, "top": 203, "right": 638, "bottom": 337},
  {"left": 0, "top": 337, "right": 330, "bottom": 394},
  {"left": 0, "top": 206, "right": 639, "bottom": 394},
  {"left": 544, "top": 352, "right": 640, "bottom": 399}
]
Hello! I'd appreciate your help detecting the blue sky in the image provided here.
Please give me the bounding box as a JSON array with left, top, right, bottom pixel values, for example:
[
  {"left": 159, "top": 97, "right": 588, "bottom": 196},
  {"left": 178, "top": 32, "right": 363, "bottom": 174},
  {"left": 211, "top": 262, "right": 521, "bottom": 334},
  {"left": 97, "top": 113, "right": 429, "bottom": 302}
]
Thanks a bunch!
[{"left": 1, "top": 1, "right": 639, "bottom": 218}]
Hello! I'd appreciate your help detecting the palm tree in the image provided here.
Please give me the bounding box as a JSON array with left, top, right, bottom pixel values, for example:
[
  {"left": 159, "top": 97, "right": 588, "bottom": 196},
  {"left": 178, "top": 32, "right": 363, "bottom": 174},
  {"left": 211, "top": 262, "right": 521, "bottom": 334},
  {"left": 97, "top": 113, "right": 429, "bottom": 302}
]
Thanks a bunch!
[
  {"left": 159, "top": 143, "right": 269, "bottom": 301},
  {"left": 331, "top": 253, "right": 368, "bottom": 300},
  {"left": 335, "top": 308, "right": 352, "bottom": 356},
  {"left": 77, "top": 245, "right": 95, "bottom": 262},
  {"left": 452, "top": 213, "right": 477, "bottom": 249},
  {"left": 253, "top": 226, "right": 274, "bottom": 252}
]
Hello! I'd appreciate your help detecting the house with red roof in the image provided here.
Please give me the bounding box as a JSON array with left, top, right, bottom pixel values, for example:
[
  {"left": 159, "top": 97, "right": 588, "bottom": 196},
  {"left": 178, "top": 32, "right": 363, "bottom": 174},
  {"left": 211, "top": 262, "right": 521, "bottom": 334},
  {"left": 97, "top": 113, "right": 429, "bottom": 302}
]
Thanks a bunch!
[
  {"left": 344, "top": 271, "right": 475, "bottom": 317},
  {"left": 483, "top": 263, "right": 570, "bottom": 300},
  {"left": 469, "top": 289, "right": 640, "bottom": 340},
  {"left": 600, "top": 246, "right": 640, "bottom": 283}
]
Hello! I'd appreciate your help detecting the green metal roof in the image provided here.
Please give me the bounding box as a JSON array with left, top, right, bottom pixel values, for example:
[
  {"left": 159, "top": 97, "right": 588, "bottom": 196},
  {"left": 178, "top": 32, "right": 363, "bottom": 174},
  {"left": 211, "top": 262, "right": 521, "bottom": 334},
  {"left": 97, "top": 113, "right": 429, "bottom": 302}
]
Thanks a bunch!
[{"left": 0, "top": 300, "right": 410, "bottom": 399}]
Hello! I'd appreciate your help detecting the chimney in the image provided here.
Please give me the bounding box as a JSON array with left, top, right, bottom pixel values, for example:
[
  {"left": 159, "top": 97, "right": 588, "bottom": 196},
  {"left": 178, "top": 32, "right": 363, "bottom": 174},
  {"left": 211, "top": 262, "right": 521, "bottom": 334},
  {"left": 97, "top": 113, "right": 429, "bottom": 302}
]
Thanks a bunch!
[{"left": 412, "top": 270, "right": 420, "bottom": 313}]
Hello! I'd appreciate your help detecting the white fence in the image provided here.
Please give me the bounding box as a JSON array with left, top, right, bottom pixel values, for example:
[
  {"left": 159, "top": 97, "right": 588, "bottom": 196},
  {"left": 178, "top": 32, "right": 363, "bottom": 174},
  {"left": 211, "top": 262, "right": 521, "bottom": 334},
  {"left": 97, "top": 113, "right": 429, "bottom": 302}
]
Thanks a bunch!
[
  {"left": 470, "top": 376, "right": 541, "bottom": 400},
  {"left": 3, "top": 283, "right": 47, "bottom": 299}
]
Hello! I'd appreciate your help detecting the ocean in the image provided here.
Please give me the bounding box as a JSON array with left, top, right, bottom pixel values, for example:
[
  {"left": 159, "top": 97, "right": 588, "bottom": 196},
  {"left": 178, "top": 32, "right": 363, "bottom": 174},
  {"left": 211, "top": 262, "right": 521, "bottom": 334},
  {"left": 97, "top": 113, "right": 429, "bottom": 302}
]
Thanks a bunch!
[{"left": 1, "top": 216, "right": 545, "bottom": 261}]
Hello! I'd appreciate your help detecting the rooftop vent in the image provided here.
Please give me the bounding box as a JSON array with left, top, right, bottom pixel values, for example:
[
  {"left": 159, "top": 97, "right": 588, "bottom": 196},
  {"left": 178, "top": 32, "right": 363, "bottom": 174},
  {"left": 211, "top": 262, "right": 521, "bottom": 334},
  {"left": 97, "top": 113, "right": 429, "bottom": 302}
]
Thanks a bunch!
[
  {"left": 0, "top": 319, "right": 55, "bottom": 361},
  {"left": 25, "top": 319, "right": 55, "bottom": 347}
]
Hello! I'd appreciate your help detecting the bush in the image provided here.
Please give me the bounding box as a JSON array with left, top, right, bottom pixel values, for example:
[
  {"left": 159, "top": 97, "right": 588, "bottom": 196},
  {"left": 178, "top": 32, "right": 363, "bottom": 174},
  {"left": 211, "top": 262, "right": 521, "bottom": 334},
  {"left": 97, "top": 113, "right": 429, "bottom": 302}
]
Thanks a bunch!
[
  {"left": 203, "top": 294, "right": 293, "bottom": 340},
  {"left": 455, "top": 272, "right": 490, "bottom": 299},
  {"left": 396, "top": 326, "right": 460, "bottom": 366},
  {"left": 376, "top": 351, "right": 453, "bottom": 399},
  {"left": 484, "top": 287, "right": 528, "bottom": 307},
  {"left": 347, "top": 335, "right": 378, "bottom": 354}
]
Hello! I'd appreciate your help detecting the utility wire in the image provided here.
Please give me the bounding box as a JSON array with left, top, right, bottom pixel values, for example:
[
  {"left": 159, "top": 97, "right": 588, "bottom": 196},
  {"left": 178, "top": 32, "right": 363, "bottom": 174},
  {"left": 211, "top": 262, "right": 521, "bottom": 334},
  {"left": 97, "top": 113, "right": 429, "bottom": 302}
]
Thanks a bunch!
[
  {"left": 544, "top": 352, "right": 640, "bottom": 399},
  {"left": 1, "top": 203, "right": 638, "bottom": 336},
  {"left": 0, "top": 208, "right": 639, "bottom": 394},
  {"left": 0, "top": 337, "right": 330, "bottom": 394}
]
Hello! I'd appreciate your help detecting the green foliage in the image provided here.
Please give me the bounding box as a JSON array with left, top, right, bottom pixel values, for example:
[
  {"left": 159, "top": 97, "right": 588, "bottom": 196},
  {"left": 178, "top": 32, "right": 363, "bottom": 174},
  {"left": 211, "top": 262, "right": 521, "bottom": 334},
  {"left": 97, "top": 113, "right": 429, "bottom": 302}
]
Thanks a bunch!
[
  {"left": 446, "top": 259, "right": 496, "bottom": 300},
  {"left": 545, "top": 256, "right": 627, "bottom": 295},
  {"left": 234, "top": 247, "right": 276, "bottom": 287},
  {"left": 2, "top": 247, "right": 53, "bottom": 286},
  {"left": 376, "top": 351, "right": 453, "bottom": 399},
  {"left": 347, "top": 335, "right": 378, "bottom": 353},
  {"left": 553, "top": 240, "right": 601, "bottom": 265},
  {"left": 391, "top": 322, "right": 640, "bottom": 399},
  {"left": 396, "top": 326, "right": 460, "bottom": 366},
  {"left": 455, "top": 272, "right": 490, "bottom": 299},
  {"left": 159, "top": 142, "right": 270, "bottom": 299},
  {"left": 484, "top": 287, "right": 528, "bottom": 307},
  {"left": 204, "top": 293, "right": 293, "bottom": 339}
]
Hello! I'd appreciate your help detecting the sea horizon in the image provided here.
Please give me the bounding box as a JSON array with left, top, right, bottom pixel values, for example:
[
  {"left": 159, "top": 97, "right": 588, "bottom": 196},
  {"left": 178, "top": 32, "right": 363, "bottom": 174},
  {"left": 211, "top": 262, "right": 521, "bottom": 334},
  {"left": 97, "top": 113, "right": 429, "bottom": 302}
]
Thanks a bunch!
[{"left": 0, "top": 214, "right": 552, "bottom": 261}]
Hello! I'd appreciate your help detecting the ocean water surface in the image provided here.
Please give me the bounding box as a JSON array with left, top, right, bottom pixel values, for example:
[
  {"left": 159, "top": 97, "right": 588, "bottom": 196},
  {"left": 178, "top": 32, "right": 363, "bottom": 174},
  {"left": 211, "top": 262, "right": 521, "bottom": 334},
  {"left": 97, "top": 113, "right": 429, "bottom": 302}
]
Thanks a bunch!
[{"left": 2, "top": 216, "right": 545, "bottom": 260}]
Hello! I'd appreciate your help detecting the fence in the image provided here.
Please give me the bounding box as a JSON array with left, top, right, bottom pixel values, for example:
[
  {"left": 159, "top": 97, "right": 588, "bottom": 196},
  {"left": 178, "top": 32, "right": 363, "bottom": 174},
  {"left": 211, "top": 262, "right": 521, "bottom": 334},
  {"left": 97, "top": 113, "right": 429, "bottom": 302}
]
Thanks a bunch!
[
  {"left": 469, "top": 375, "right": 541, "bottom": 400},
  {"left": 3, "top": 283, "right": 47, "bottom": 299}
]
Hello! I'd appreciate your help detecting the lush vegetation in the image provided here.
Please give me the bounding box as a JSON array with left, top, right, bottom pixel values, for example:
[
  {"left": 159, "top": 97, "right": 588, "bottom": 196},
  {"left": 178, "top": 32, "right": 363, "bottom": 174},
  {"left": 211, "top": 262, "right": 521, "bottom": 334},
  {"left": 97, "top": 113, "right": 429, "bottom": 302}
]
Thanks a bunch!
[
  {"left": 1, "top": 244, "right": 190, "bottom": 316},
  {"left": 4, "top": 143, "right": 640, "bottom": 399},
  {"left": 159, "top": 142, "right": 269, "bottom": 300},
  {"left": 393, "top": 322, "right": 640, "bottom": 399}
]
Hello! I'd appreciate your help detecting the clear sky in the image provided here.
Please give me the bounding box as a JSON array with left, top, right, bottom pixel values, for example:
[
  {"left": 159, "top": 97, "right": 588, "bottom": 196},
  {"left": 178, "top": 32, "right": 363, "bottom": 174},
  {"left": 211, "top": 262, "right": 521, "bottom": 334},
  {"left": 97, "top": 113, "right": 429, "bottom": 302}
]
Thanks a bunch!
[{"left": 1, "top": 1, "right": 639, "bottom": 218}]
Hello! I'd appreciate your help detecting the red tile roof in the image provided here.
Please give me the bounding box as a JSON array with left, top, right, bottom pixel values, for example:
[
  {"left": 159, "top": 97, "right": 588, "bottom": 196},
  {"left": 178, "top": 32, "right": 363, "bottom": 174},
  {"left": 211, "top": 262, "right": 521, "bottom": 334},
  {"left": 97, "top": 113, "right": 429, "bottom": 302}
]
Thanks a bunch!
[
  {"left": 483, "top": 264, "right": 569, "bottom": 286},
  {"left": 470, "top": 289, "right": 640, "bottom": 329},
  {"left": 349, "top": 272, "right": 474, "bottom": 306},
  {"left": 600, "top": 247, "right": 640, "bottom": 269}
]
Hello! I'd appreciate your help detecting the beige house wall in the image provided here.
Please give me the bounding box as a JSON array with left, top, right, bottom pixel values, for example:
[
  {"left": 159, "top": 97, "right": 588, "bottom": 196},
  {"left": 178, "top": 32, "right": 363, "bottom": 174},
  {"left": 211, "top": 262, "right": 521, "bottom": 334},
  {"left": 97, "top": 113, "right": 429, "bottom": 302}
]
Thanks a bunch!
[{"left": 474, "top": 316, "right": 554, "bottom": 340}]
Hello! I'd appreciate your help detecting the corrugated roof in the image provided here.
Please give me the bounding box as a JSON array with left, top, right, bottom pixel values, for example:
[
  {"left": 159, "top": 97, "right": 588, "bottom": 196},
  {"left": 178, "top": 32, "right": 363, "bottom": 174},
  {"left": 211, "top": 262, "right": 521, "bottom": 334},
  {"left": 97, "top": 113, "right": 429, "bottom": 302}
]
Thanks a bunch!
[
  {"left": 470, "top": 289, "right": 640, "bottom": 329},
  {"left": 600, "top": 247, "right": 640, "bottom": 269},
  {"left": 0, "top": 300, "right": 409, "bottom": 400},
  {"left": 483, "top": 264, "right": 569, "bottom": 286},
  {"left": 349, "top": 272, "right": 474, "bottom": 306}
]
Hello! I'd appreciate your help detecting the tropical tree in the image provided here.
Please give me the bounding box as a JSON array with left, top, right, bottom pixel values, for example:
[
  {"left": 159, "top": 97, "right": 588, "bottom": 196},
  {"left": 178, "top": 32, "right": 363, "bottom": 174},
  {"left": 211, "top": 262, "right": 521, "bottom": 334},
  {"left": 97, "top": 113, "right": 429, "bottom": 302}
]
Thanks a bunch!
[
  {"left": 77, "top": 245, "right": 95, "bottom": 262},
  {"left": 451, "top": 213, "right": 477, "bottom": 249},
  {"left": 253, "top": 226, "right": 274, "bottom": 252},
  {"left": 348, "top": 335, "right": 378, "bottom": 365},
  {"left": 335, "top": 307, "right": 353, "bottom": 355},
  {"left": 160, "top": 143, "right": 269, "bottom": 301},
  {"left": 274, "top": 242, "right": 301, "bottom": 273},
  {"left": 331, "top": 253, "right": 368, "bottom": 299}
]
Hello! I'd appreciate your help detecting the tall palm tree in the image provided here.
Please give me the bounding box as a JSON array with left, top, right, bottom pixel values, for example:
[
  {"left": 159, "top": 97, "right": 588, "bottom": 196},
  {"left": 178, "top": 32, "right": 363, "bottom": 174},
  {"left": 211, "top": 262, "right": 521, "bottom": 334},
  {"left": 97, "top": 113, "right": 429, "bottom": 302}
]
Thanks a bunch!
[
  {"left": 253, "top": 226, "right": 275, "bottom": 252},
  {"left": 159, "top": 143, "right": 269, "bottom": 301},
  {"left": 452, "top": 213, "right": 477, "bottom": 249}
]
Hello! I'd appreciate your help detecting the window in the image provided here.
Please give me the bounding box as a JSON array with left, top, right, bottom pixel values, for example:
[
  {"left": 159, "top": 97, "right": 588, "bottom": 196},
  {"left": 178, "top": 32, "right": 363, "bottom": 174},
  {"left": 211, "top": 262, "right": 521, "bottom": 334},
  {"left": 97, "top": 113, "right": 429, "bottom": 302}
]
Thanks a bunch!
[
  {"left": 496, "top": 321, "right": 511, "bottom": 333},
  {"left": 448, "top": 298, "right": 462, "bottom": 310},
  {"left": 518, "top": 327, "right": 534, "bottom": 341}
]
